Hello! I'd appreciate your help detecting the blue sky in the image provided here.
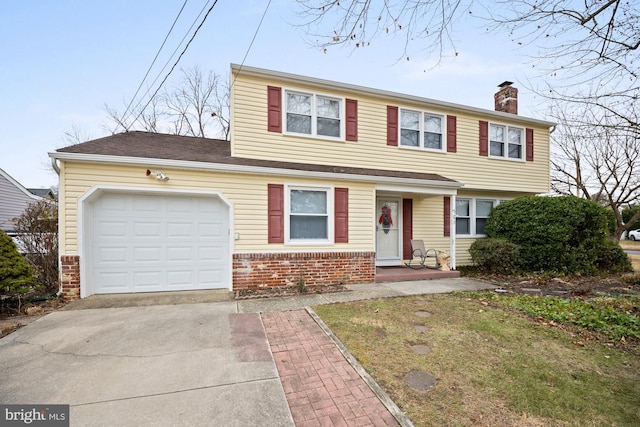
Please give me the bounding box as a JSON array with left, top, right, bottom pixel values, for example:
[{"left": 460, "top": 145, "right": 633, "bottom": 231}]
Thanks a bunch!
[{"left": 0, "top": 0, "right": 547, "bottom": 189}]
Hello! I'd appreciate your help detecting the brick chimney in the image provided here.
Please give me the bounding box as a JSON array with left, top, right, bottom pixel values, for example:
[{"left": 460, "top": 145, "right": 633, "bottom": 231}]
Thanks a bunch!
[{"left": 494, "top": 81, "right": 518, "bottom": 115}]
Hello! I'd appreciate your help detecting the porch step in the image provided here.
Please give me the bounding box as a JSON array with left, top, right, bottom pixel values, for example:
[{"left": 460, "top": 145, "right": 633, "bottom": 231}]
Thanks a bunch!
[{"left": 375, "top": 266, "right": 460, "bottom": 283}]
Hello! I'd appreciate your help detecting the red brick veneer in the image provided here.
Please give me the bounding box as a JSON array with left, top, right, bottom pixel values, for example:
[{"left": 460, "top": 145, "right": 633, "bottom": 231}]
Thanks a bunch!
[
  {"left": 233, "top": 252, "right": 375, "bottom": 290},
  {"left": 60, "top": 255, "right": 80, "bottom": 300}
]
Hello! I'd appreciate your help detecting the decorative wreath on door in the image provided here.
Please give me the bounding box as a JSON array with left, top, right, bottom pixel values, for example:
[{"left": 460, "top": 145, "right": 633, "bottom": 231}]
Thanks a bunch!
[{"left": 378, "top": 205, "right": 393, "bottom": 234}]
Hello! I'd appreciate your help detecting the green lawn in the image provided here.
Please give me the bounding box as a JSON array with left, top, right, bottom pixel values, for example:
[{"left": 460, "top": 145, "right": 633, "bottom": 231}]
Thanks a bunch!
[{"left": 314, "top": 293, "right": 640, "bottom": 426}]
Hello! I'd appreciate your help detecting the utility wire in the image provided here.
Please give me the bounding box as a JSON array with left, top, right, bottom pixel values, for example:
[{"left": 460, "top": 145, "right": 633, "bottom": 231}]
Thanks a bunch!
[
  {"left": 126, "top": 0, "right": 219, "bottom": 131},
  {"left": 119, "top": 0, "right": 189, "bottom": 127},
  {"left": 231, "top": 0, "right": 273, "bottom": 89},
  {"left": 123, "top": 0, "right": 213, "bottom": 129}
]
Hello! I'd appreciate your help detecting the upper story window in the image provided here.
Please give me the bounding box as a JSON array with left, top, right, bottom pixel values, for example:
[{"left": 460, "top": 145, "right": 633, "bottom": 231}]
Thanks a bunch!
[
  {"left": 490, "top": 124, "right": 523, "bottom": 160},
  {"left": 285, "top": 90, "right": 342, "bottom": 139},
  {"left": 400, "top": 109, "right": 444, "bottom": 151}
]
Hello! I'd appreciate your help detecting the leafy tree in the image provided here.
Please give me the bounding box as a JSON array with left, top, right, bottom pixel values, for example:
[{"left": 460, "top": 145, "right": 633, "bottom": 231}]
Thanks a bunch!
[
  {"left": 485, "top": 196, "right": 631, "bottom": 274},
  {"left": 0, "top": 229, "right": 38, "bottom": 312},
  {"left": 622, "top": 205, "right": 640, "bottom": 231},
  {"left": 12, "top": 199, "right": 59, "bottom": 294}
]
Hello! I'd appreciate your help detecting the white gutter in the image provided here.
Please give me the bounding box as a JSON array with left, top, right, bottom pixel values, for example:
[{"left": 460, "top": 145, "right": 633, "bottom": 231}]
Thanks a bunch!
[
  {"left": 48, "top": 151, "right": 464, "bottom": 190},
  {"left": 50, "top": 157, "right": 60, "bottom": 174}
]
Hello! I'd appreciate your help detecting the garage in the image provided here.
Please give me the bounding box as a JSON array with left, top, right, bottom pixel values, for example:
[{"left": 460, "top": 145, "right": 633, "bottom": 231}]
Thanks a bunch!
[{"left": 89, "top": 191, "right": 230, "bottom": 294}]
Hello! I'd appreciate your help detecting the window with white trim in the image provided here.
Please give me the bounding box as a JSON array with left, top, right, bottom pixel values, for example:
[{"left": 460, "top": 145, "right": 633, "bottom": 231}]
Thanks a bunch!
[
  {"left": 285, "top": 90, "right": 342, "bottom": 138},
  {"left": 287, "top": 186, "right": 333, "bottom": 243},
  {"left": 456, "top": 198, "right": 505, "bottom": 236},
  {"left": 490, "top": 124, "right": 523, "bottom": 160},
  {"left": 400, "top": 109, "right": 444, "bottom": 151}
]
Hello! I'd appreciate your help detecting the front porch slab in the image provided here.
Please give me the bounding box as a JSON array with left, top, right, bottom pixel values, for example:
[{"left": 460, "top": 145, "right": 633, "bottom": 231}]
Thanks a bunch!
[{"left": 375, "top": 266, "right": 460, "bottom": 283}]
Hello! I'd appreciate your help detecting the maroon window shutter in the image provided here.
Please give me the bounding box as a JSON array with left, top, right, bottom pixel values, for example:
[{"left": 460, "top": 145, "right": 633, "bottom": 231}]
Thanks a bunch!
[
  {"left": 402, "top": 199, "right": 413, "bottom": 260},
  {"left": 446, "top": 115, "right": 457, "bottom": 153},
  {"left": 345, "top": 99, "right": 358, "bottom": 141},
  {"left": 526, "top": 128, "right": 534, "bottom": 161},
  {"left": 268, "top": 184, "right": 284, "bottom": 243},
  {"left": 479, "top": 121, "right": 489, "bottom": 156},
  {"left": 387, "top": 106, "right": 398, "bottom": 146},
  {"left": 444, "top": 196, "right": 451, "bottom": 237},
  {"left": 267, "top": 86, "right": 282, "bottom": 133},
  {"left": 334, "top": 188, "right": 349, "bottom": 243}
]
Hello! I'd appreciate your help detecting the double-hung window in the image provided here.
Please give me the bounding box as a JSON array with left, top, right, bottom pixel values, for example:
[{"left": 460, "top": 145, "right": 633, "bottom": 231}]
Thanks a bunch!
[
  {"left": 287, "top": 186, "right": 332, "bottom": 242},
  {"left": 490, "top": 124, "right": 523, "bottom": 160},
  {"left": 456, "top": 198, "right": 502, "bottom": 236},
  {"left": 400, "top": 109, "right": 444, "bottom": 150},
  {"left": 286, "top": 90, "right": 342, "bottom": 138}
]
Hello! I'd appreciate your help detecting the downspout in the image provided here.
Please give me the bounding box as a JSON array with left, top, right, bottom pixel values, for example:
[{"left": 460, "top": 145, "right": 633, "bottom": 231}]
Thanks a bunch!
[
  {"left": 50, "top": 156, "right": 63, "bottom": 297},
  {"left": 50, "top": 157, "right": 60, "bottom": 174}
]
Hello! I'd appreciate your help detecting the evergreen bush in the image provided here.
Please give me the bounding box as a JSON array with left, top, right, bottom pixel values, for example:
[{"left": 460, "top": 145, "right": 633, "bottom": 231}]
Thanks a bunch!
[
  {"left": 469, "top": 238, "right": 520, "bottom": 274},
  {"left": 484, "top": 196, "right": 630, "bottom": 274},
  {"left": 0, "top": 229, "right": 39, "bottom": 305}
]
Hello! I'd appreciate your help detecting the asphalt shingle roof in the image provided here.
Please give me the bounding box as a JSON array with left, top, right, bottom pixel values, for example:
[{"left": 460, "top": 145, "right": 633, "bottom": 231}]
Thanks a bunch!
[{"left": 57, "top": 131, "right": 459, "bottom": 184}]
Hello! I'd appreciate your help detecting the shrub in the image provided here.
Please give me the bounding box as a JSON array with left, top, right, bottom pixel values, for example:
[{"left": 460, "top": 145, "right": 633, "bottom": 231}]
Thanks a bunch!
[
  {"left": 12, "top": 199, "right": 59, "bottom": 294},
  {"left": 485, "top": 196, "right": 626, "bottom": 274},
  {"left": 595, "top": 241, "right": 633, "bottom": 273},
  {"left": 0, "top": 229, "right": 39, "bottom": 310},
  {"left": 469, "top": 238, "right": 520, "bottom": 274}
]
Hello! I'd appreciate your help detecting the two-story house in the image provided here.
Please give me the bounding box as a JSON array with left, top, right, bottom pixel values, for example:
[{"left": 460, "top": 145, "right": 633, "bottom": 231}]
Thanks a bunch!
[{"left": 50, "top": 64, "right": 553, "bottom": 299}]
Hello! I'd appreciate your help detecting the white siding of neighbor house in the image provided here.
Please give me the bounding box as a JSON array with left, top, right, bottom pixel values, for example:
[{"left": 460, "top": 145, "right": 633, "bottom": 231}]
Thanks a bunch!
[{"left": 0, "top": 169, "right": 40, "bottom": 233}]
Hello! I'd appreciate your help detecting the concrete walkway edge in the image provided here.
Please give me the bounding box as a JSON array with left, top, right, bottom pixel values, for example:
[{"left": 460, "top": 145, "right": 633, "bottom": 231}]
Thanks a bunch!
[{"left": 305, "top": 307, "right": 415, "bottom": 427}]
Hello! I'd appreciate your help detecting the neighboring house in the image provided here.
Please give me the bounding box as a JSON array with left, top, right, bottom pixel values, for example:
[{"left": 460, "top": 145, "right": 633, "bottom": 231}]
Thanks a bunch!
[
  {"left": 28, "top": 187, "right": 56, "bottom": 200},
  {"left": 50, "top": 64, "right": 554, "bottom": 300},
  {"left": 0, "top": 168, "right": 42, "bottom": 236}
]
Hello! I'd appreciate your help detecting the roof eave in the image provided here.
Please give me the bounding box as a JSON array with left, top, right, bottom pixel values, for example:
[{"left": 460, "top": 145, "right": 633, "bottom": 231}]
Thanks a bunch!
[{"left": 49, "top": 152, "right": 463, "bottom": 190}]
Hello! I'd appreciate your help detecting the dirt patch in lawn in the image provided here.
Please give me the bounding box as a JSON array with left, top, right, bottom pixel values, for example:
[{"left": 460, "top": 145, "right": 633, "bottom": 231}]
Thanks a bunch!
[
  {"left": 0, "top": 297, "right": 66, "bottom": 339},
  {"left": 477, "top": 273, "right": 640, "bottom": 298}
]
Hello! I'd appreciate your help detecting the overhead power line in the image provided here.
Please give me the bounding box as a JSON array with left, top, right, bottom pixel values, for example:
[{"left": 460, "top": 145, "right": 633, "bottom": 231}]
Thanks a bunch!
[
  {"left": 126, "top": 0, "right": 220, "bottom": 131},
  {"left": 119, "top": 0, "right": 190, "bottom": 127},
  {"left": 231, "top": 0, "right": 273, "bottom": 89}
]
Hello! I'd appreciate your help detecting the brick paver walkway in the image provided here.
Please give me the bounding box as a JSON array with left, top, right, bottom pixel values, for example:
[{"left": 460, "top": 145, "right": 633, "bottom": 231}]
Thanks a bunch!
[{"left": 262, "top": 310, "right": 399, "bottom": 427}]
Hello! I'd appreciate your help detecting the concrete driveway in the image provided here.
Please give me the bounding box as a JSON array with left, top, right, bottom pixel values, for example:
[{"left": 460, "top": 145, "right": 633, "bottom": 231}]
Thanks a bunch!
[
  {"left": 0, "top": 302, "right": 294, "bottom": 426},
  {"left": 0, "top": 279, "right": 495, "bottom": 426}
]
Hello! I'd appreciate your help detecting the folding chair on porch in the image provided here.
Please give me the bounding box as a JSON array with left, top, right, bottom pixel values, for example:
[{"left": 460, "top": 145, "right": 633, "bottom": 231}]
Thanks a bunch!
[{"left": 404, "top": 239, "right": 440, "bottom": 270}]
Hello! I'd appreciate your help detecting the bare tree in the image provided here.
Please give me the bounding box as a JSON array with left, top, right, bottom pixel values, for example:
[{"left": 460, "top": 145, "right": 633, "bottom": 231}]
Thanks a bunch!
[
  {"left": 12, "top": 199, "right": 59, "bottom": 294},
  {"left": 105, "top": 66, "right": 230, "bottom": 140},
  {"left": 294, "top": 0, "right": 468, "bottom": 62},
  {"left": 550, "top": 101, "right": 640, "bottom": 242},
  {"left": 293, "top": 1, "right": 639, "bottom": 123},
  {"left": 62, "top": 124, "right": 92, "bottom": 146}
]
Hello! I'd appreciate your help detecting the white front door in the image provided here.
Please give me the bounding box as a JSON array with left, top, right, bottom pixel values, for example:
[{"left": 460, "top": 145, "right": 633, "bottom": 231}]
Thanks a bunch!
[{"left": 376, "top": 198, "right": 401, "bottom": 265}]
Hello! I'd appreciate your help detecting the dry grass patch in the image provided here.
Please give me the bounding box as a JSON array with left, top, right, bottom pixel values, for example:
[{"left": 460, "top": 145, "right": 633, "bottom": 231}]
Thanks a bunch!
[{"left": 314, "top": 295, "right": 640, "bottom": 427}]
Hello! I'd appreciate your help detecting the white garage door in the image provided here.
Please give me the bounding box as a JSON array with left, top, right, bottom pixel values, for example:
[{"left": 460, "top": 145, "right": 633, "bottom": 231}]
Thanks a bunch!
[{"left": 91, "top": 192, "right": 229, "bottom": 294}]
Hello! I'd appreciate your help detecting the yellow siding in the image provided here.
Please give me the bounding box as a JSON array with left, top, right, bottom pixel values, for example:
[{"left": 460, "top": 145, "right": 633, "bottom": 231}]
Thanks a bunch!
[
  {"left": 231, "top": 73, "right": 550, "bottom": 195},
  {"left": 456, "top": 239, "right": 475, "bottom": 266},
  {"left": 412, "top": 196, "right": 450, "bottom": 255},
  {"left": 60, "top": 161, "right": 376, "bottom": 254}
]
